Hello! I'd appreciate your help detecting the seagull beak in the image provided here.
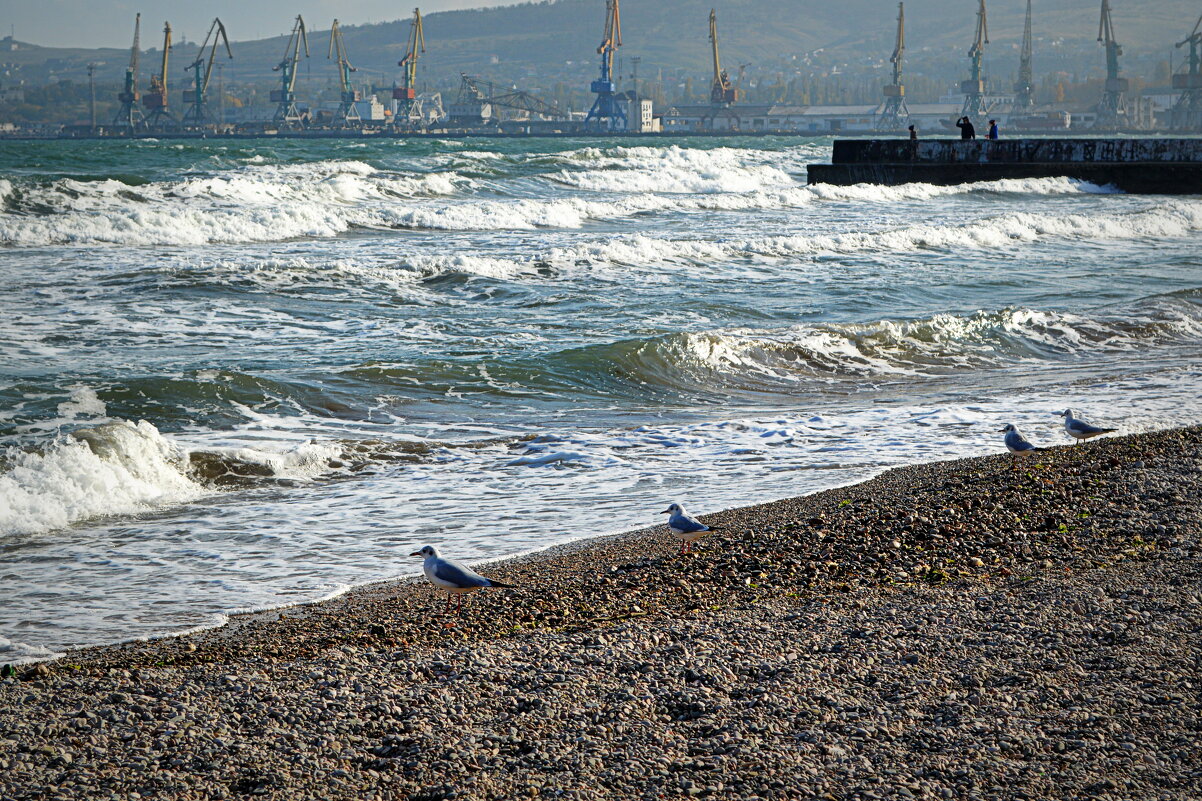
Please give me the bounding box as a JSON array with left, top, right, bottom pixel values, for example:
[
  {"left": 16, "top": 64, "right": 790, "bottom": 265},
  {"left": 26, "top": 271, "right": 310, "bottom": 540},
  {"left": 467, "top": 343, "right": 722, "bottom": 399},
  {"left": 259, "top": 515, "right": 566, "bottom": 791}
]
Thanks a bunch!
[
  {"left": 660, "top": 508, "right": 671, "bottom": 514},
  {"left": 998, "top": 427, "right": 1008, "bottom": 432},
  {"left": 409, "top": 550, "right": 423, "bottom": 557}
]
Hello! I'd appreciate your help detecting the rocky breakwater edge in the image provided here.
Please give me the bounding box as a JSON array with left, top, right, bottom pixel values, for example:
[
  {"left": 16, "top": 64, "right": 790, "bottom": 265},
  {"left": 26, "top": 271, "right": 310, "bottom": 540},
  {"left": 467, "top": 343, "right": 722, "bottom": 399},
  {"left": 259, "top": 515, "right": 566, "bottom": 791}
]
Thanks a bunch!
[{"left": 2, "top": 427, "right": 1201, "bottom": 800}]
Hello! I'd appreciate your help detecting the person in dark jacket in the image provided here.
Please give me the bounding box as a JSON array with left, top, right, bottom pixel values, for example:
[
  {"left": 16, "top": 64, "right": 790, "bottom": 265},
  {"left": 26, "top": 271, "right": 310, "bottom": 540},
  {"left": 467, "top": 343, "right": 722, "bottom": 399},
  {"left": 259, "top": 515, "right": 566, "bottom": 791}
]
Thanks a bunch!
[
  {"left": 987, "top": 119, "right": 999, "bottom": 139},
  {"left": 956, "top": 116, "right": 976, "bottom": 139}
]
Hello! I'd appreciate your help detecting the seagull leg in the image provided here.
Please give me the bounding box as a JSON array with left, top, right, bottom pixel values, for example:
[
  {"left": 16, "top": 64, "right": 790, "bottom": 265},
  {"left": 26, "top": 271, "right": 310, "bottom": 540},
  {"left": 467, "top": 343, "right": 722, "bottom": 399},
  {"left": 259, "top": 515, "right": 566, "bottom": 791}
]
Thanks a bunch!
[
  {"left": 456, "top": 595, "right": 464, "bottom": 616},
  {"left": 444, "top": 593, "right": 452, "bottom": 613}
]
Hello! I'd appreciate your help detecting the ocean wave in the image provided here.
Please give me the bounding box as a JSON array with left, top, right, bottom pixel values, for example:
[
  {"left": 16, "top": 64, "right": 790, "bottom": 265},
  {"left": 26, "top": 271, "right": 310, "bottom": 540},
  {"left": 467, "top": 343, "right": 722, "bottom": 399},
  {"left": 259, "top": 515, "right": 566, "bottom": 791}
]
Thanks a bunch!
[
  {"left": 0, "top": 421, "right": 209, "bottom": 537},
  {"left": 0, "top": 159, "right": 471, "bottom": 247},
  {"left": 0, "top": 417, "right": 526, "bottom": 536},
  {"left": 0, "top": 139, "right": 1133, "bottom": 247},
  {"left": 557, "top": 297, "right": 1202, "bottom": 393},
  {"left": 543, "top": 200, "right": 1202, "bottom": 266}
]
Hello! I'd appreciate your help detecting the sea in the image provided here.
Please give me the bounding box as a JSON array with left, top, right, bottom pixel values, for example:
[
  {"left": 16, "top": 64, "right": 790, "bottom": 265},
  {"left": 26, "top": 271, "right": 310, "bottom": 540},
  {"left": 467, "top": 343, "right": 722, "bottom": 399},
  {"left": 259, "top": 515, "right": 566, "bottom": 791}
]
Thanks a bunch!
[{"left": 1, "top": 136, "right": 1200, "bottom": 662}]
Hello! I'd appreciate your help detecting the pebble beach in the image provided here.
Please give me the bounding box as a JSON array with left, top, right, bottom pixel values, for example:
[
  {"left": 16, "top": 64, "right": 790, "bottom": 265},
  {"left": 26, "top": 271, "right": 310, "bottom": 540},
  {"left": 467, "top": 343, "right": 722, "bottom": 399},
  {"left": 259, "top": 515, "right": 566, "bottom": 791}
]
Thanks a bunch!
[{"left": 3, "top": 426, "right": 1201, "bottom": 801}]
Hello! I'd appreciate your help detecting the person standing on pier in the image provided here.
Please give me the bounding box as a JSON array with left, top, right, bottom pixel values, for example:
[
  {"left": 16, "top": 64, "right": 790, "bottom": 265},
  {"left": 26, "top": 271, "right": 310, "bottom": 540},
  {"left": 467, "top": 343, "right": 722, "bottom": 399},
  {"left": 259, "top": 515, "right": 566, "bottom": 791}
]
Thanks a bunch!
[
  {"left": 987, "top": 119, "right": 999, "bottom": 140},
  {"left": 956, "top": 116, "right": 976, "bottom": 140}
]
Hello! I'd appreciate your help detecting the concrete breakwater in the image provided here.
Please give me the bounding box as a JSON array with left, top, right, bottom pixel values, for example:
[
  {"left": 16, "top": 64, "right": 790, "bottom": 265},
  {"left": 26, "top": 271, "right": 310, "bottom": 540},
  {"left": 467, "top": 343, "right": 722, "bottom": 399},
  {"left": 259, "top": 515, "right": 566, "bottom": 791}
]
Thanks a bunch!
[{"left": 808, "top": 138, "right": 1202, "bottom": 193}]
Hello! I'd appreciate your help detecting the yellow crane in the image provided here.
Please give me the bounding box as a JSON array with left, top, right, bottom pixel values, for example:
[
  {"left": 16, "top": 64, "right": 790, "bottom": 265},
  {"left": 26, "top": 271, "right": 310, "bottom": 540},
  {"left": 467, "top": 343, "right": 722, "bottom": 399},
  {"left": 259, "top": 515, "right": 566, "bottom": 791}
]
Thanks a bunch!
[
  {"left": 394, "top": 8, "right": 426, "bottom": 128},
  {"left": 142, "top": 21, "right": 176, "bottom": 130},
  {"left": 876, "top": 2, "right": 911, "bottom": 130},
  {"left": 709, "top": 9, "right": 737, "bottom": 106}
]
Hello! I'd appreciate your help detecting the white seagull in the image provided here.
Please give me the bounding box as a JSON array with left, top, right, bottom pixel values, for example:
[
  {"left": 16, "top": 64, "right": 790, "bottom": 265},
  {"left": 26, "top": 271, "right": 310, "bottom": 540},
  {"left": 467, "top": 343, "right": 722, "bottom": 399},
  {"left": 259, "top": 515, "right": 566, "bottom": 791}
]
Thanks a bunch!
[
  {"left": 1057, "top": 408, "right": 1116, "bottom": 444},
  {"left": 410, "top": 545, "right": 515, "bottom": 615},
  {"left": 1000, "top": 423, "right": 1045, "bottom": 469},
  {"left": 660, "top": 502, "right": 715, "bottom": 555}
]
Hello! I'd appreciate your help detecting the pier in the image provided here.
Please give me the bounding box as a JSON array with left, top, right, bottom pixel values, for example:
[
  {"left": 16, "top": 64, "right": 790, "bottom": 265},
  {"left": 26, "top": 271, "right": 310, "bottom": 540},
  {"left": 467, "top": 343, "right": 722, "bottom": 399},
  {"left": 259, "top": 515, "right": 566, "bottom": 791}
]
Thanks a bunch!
[{"left": 807, "top": 138, "right": 1202, "bottom": 193}]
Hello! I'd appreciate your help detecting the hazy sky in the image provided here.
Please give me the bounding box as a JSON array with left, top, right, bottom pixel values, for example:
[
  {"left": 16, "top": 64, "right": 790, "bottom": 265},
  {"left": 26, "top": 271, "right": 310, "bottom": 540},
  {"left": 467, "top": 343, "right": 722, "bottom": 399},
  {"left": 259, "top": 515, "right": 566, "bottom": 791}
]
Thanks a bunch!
[{"left": 0, "top": 1, "right": 521, "bottom": 49}]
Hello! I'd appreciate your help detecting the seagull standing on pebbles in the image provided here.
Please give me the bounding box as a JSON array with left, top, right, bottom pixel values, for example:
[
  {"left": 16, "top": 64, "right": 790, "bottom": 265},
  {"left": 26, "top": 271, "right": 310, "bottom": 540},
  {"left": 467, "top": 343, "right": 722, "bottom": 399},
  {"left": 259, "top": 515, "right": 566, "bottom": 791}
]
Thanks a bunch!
[
  {"left": 1057, "top": 409, "right": 1116, "bottom": 444},
  {"left": 661, "top": 503, "right": 714, "bottom": 555},
  {"left": 410, "top": 545, "right": 515, "bottom": 615},
  {"left": 1000, "top": 424, "right": 1045, "bottom": 469}
]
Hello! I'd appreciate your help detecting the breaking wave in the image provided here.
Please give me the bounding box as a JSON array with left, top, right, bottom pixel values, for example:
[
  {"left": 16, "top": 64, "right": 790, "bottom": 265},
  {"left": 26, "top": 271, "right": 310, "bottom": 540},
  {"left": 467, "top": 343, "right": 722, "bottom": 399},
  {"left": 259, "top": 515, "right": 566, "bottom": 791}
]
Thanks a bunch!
[
  {"left": 555, "top": 293, "right": 1202, "bottom": 393},
  {"left": 0, "top": 141, "right": 1131, "bottom": 247}
]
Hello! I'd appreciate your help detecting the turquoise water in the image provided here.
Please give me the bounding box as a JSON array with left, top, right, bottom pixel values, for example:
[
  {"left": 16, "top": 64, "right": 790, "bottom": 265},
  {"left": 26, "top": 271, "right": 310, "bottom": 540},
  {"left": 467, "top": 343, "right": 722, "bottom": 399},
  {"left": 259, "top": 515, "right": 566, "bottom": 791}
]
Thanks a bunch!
[{"left": 1, "top": 136, "right": 1200, "bottom": 659}]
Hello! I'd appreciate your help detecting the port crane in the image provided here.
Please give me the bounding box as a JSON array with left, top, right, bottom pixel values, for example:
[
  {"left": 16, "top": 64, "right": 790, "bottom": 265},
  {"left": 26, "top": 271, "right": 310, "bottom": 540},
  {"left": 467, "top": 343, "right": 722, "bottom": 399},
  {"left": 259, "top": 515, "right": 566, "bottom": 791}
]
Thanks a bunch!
[
  {"left": 1094, "top": 0, "right": 1128, "bottom": 129},
  {"left": 960, "top": 0, "right": 990, "bottom": 120},
  {"left": 142, "top": 22, "right": 176, "bottom": 130},
  {"left": 1013, "top": 0, "right": 1035, "bottom": 110},
  {"left": 182, "top": 17, "right": 232, "bottom": 127},
  {"left": 1171, "top": 12, "right": 1202, "bottom": 130},
  {"left": 113, "top": 14, "right": 145, "bottom": 131},
  {"left": 585, "top": 0, "right": 626, "bottom": 131},
  {"left": 328, "top": 20, "right": 361, "bottom": 126},
  {"left": 709, "top": 9, "right": 736, "bottom": 106},
  {"left": 272, "top": 15, "right": 310, "bottom": 128},
  {"left": 394, "top": 8, "right": 426, "bottom": 128},
  {"left": 876, "top": 2, "right": 910, "bottom": 131}
]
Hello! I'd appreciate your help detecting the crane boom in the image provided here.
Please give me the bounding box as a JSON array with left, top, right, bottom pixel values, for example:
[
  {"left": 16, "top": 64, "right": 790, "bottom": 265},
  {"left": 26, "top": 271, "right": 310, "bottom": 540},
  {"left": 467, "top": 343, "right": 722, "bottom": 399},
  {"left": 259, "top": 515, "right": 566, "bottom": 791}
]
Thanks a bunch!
[
  {"left": 709, "top": 9, "right": 736, "bottom": 105},
  {"left": 1170, "top": 12, "right": 1202, "bottom": 129},
  {"left": 395, "top": 9, "right": 427, "bottom": 128},
  {"left": 183, "top": 18, "right": 232, "bottom": 126},
  {"left": 891, "top": 1, "right": 905, "bottom": 87},
  {"left": 142, "top": 21, "right": 177, "bottom": 129},
  {"left": 876, "top": 2, "right": 910, "bottom": 130},
  {"left": 328, "top": 20, "right": 362, "bottom": 126},
  {"left": 130, "top": 14, "right": 141, "bottom": 79},
  {"left": 114, "top": 13, "right": 145, "bottom": 129},
  {"left": 585, "top": 0, "right": 627, "bottom": 130},
  {"left": 1094, "top": 0, "right": 1129, "bottom": 128},
  {"left": 1014, "top": 0, "right": 1034, "bottom": 109},
  {"left": 272, "top": 16, "right": 311, "bottom": 127},
  {"left": 960, "top": 0, "right": 990, "bottom": 119}
]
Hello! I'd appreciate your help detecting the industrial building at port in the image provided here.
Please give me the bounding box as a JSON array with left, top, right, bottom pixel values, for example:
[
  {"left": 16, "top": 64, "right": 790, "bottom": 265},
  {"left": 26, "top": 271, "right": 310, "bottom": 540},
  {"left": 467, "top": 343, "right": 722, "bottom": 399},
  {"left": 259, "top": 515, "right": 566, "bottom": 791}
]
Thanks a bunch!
[{"left": 42, "top": 0, "right": 1202, "bottom": 137}]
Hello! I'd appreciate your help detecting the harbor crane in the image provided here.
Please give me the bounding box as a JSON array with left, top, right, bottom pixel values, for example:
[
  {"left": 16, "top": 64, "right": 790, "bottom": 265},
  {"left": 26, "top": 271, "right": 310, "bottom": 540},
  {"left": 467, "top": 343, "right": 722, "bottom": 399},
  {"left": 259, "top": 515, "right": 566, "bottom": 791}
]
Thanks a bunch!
[
  {"left": 709, "top": 9, "right": 737, "bottom": 106},
  {"left": 584, "top": 0, "right": 626, "bottom": 131},
  {"left": 394, "top": 8, "right": 426, "bottom": 128},
  {"left": 1013, "top": 0, "right": 1035, "bottom": 110},
  {"left": 113, "top": 14, "right": 145, "bottom": 131},
  {"left": 182, "top": 17, "right": 232, "bottom": 127},
  {"left": 328, "top": 20, "right": 361, "bottom": 126},
  {"left": 876, "top": 2, "right": 910, "bottom": 131},
  {"left": 1094, "top": 0, "right": 1128, "bottom": 129},
  {"left": 142, "top": 22, "right": 177, "bottom": 130},
  {"left": 960, "top": 0, "right": 990, "bottom": 120},
  {"left": 1171, "top": 11, "right": 1202, "bottom": 130},
  {"left": 272, "top": 15, "right": 310, "bottom": 128}
]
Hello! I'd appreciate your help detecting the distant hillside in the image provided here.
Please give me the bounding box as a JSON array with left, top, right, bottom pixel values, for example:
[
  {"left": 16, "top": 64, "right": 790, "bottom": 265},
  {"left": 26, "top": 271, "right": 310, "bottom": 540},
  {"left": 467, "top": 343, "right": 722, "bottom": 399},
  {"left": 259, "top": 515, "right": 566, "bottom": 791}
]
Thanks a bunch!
[{"left": 3, "top": 0, "right": 1197, "bottom": 93}]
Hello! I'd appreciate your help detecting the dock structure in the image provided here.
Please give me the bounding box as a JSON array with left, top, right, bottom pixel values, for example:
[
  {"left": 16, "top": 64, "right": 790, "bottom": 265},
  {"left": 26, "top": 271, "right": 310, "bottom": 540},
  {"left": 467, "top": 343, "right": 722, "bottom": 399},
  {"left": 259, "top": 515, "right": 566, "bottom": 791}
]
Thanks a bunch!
[{"left": 807, "top": 139, "right": 1202, "bottom": 194}]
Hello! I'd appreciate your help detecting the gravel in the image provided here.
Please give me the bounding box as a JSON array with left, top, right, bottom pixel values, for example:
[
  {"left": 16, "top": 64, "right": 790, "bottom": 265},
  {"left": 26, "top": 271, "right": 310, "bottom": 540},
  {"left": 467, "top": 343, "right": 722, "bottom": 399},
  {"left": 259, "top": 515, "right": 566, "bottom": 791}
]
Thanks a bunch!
[{"left": 2, "top": 426, "right": 1200, "bottom": 800}]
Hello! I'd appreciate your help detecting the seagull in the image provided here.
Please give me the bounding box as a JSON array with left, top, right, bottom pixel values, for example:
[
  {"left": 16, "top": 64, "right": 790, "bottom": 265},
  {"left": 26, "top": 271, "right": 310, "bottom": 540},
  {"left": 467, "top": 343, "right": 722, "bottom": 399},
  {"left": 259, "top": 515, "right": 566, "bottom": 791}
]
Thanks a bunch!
[
  {"left": 1057, "top": 408, "right": 1116, "bottom": 444},
  {"left": 1000, "top": 423, "right": 1045, "bottom": 469},
  {"left": 409, "top": 545, "right": 515, "bottom": 615},
  {"left": 660, "top": 503, "right": 714, "bottom": 554}
]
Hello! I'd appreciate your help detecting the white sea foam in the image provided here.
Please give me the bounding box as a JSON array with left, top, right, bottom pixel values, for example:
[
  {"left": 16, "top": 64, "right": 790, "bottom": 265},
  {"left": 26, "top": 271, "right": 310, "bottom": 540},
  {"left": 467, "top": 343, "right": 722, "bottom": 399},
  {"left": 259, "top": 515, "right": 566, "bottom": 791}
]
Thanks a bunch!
[
  {"left": 55, "top": 386, "right": 108, "bottom": 420},
  {"left": 0, "top": 421, "right": 208, "bottom": 537},
  {"left": 0, "top": 143, "right": 1132, "bottom": 248},
  {"left": 543, "top": 200, "right": 1202, "bottom": 267}
]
